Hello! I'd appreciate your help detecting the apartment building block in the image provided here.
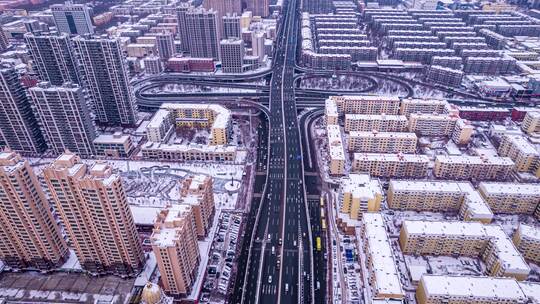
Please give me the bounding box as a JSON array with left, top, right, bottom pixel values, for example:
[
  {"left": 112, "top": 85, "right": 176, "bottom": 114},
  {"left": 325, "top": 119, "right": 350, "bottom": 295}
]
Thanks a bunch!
[
  {"left": 344, "top": 114, "right": 408, "bottom": 132},
  {"left": 339, "top": 174, "right": 383, "bottom": 219},
  {"left": 399, "top": 98, "right": 448, "bottom": 117},
  {"left": 407, "top": 113, "right": 459, "bottom": 136},
  {"left": 521, "top": 111, "right": 540, "bottom": 136},
  {"left": 416, "top": 275, "right": 539, "bottom": 304},
  {"left": 179, "top": 175, "right": 215, "bottom": 238},
  {"left": 400, "top": 220, "right": 530, "bottom": 280},
  {"left": 43, "top": 153, "right": 145, "bottom": 276},
  {"left": 348, "top": 131, "right": 417, "bottom": 153},
  {"left": 478, "top": 182, "right": 540, "bottom": 215},
  {"left": 0, "top": 151, "right": 68, "bottom": 270},
  {"left": 327, "top": 125, "right": 346, "bottom": 175},
  {"left": 152, "top": 204, "right": 200, "bottom": 297},
  {"left": 361, "top": 213, "right": 405, "bottom": 300},
  {"left": 325, "top": 96, "right": 401, "bottom": 121},
  {"left": 513, "top": 224, "right": 540, "bottom": 264},
  {"left": 352, "top": 153, "right": 429, "bottom": 178},
  {"left": 433, "top": 155, "right": 514, "bottom": 181},
  {"left": 498, "top": 135, "right": 539, "bottom": 172},
  {"left": 451, "top": 119, "right": 474, "bottom": 145}
]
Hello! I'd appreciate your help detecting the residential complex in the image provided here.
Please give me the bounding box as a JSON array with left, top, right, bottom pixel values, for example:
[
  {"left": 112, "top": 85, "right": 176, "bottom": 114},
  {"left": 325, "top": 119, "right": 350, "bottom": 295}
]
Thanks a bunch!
[
  {"left": 433, "top": 155, "right": 514, "bottom": 181},
  {"left": 0, "top": 151, "right": 68, "bottom": 270},
  {"left": 400, "top": 220, "right": 530, "bottom": 280},
  {"left": 43, "top": 153, "right": 145, "bottom": 276},
  {"left": 152, "top": 204, "right": 200, "bottom": 297}
]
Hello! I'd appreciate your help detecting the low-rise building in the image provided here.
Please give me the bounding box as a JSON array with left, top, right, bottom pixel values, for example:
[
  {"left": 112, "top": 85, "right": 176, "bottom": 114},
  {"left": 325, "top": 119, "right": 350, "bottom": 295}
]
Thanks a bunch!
[
  {"left": 352, "top": 153, "right": 429, "bottom": 178},
  {"left": 339, "top": 174, "right": 383, "bottom": 219},
  {"left": 344, "top": 114, "right": 408, "bottom": 132},
  {"left": 433, "top": 155, "right": 514, "bottom": 181},
  {"left": 498, "top": 135, "right": 539, "bottom": 172},
  {"left": 327, "top": 125, "right": 346, "bottom": 175},
  {"left": 93, "top": 132, "right": 134, "bottom": 158},
  {"left": 513, "top": 223, "right": 540, "bottom": 264},
  {"left": 141, "top": 142, "right": 237, "bottom": 162},
  {"left": 478, "top": 182, "right": 540, "bottom": 215},
  {"left": 400, "top": 220, "right": 530, "bottom": 280},
  {"left": 348, "top": 131, "right": 417, "bottom": 153},
  {"left": 361, "top": 213, "right": 405, "bottom": 300}
]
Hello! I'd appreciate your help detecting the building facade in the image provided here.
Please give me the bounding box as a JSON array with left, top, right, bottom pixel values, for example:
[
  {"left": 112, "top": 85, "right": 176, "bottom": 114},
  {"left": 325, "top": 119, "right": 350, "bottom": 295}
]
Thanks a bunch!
[
  {"left": 29, "top": 82, "right": 96, "bottom": 157},
  {"left": 433, "top": 155, "right": 514, "bottom": 181},
  {"left": 348, "top": 131, "right": 417, "bottom": 153},
  {"left": 51, "top": 3, "right": 94, "bottom": 35},
  {"left": 0, "top": 64, "right": 46, "bottom": 155},
  {"left": 352, "top": 153, "right": 429, "bottom": 178},
  {"left": 24, "top": 32, "right": 80, "bottom": 85},
  {"left": 72, "top": 36, "right": 137, "bottom": 126},
  {"left": 185, "top": 7, "right": 220, "bottom": 60},
  {"left": 179, "top": 175, "right": 215, "bottom": 238}
]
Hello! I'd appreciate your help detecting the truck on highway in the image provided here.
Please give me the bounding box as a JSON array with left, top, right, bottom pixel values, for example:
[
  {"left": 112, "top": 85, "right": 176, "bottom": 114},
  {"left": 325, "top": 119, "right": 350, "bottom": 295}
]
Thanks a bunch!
[{"left": 316, "top": 237, "right": 321, "bottom": 251}]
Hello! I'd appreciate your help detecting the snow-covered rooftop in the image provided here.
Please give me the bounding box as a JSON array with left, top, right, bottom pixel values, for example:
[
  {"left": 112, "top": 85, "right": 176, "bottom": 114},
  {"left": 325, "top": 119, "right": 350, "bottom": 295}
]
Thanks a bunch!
[
  {"left": 327, "top": 125, "right": 345, "bottom": 160},
  {"left": 362, "top": 213, "right": 405, "bottom": 298},
  {"left": 435, "top": 155, "right": 514, "bottom": 166}
]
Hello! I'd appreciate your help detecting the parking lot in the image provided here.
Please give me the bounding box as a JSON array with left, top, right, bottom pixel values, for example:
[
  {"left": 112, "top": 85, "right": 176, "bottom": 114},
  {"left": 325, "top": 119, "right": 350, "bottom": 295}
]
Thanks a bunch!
[{"left": 200, "top": 211, "right": 243, "bottom": 303}]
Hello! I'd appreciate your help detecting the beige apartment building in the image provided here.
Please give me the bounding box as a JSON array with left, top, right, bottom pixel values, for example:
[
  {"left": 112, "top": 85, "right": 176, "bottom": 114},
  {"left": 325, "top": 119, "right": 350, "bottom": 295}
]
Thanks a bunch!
[
  {"left": 399, "top": 98, "right": 448, "bottom": 117},
  {"left": 43, "top": 152, "right": 144, "bottom": 275},
  {"left": 451, "top": 119, "right": 474, "bottom": 145},
  {"left": 478, "top": 182, "right": 540, "bottom": 215},
  {"left": 340, "top": 174, "right": 383, "bottom": 219},
  {"left": 344, "top": 114, "right": 408, "bottom": 132},
  {"left": 348, "top": 131, "right": 417, "bottom": 153},
  {"left": 433, "top": 155, "right": 514, "bottom": 181},
  {"left": 521, "top": 111, "right": 540, "bottom": 136},
  {"left": 327, "top": 124, "right": 346, "bottom": 175},
  {"left": 179, "top": 175, "right": 215, "bottom": 238},
  {"left": 513, "top": 224, "right": 540, "bottom": 264},
  {"left": 400, "top": 220, "right": 530, "bottom": 280},
  {"left": 388, "top": 180, "right": 493, "bottom": 223},
  {"left": 325, "top": 95, "right": 401, "bottom": 124},
  {"left": 498, "top": 134, "right": 539, "bottom": 172},
  {"left": 352, "top": 153, "right": 429, "bottom": 178},
  {"left": 152, "top": 204, "right": 200, "bottom": 297},
  {"left": 361, "top": 213, "right": 405, "bottom": 300},
  {"left": 416, "top": 275, "right": 536, "bottom": 304},
  {"left": 0, "top": 151, "right": 68, "bottom": 270},
  {"left": 407, "top": 113, "right": 458, "bottom": 136}
]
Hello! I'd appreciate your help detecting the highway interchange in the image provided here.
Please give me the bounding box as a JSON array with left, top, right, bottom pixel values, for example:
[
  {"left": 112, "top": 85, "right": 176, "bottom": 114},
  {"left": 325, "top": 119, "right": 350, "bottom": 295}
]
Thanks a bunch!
[{"left": 130, "top": 1, "right": 540, "bottom": 303}]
